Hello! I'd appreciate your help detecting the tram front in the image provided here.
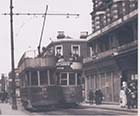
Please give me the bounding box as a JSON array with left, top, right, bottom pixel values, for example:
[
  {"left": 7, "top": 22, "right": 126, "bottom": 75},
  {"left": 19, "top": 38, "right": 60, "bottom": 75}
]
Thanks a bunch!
[{"left": 55, "top": 58, "right": 83, "bottom": 107}]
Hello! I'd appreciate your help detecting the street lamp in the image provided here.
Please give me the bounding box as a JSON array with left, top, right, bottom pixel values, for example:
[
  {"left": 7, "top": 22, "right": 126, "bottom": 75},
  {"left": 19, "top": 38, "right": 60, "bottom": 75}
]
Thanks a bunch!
[{"left": 10, "top": 0, "right": 17, "bottom": 110}]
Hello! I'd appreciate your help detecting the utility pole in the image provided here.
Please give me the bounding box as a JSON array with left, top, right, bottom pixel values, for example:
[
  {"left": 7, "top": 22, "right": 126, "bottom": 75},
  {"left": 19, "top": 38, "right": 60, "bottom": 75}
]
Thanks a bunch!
[{"left": 10, "top": 0, "right": 17, "bottom": 110}]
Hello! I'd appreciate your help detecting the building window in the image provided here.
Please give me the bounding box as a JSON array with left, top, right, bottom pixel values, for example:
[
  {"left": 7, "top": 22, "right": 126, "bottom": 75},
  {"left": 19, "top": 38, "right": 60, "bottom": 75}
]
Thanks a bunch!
[
  {"left": 96, "top": 25, "right": 100, "bottom": 30},
  {"left": 131, "top": 74, "right": 138, "bottom": 80},
  {"left": 71, "top": 45, "right": 80, "bottom": 56},
  {"left": 55, "top": 45, "right": 63, "bottom": 56},
  {"left": 60, "top": 73, "right": 67, "bottom": 85},
  {"left": 111, "top": 3, "right": 119, "bottom": 20},
  {"left": 129, "top": 3, "right": 136, "bottom": 9},
  {"left": 103, "top": 15, "right": 107, "bottom": 26},
  {"left": 92, "top": 18, "right": 96, "bottom": 32},
  {"left": 106, "top": 8, "right": 111, "bottom": 24}
]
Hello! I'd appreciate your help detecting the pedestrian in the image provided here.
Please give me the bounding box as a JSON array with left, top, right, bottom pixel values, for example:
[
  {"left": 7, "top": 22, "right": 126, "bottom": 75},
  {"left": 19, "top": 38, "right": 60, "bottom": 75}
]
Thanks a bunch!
[
  {"left": 1, "top": 90, "right": 8, "bottom": 103},
  {"left": 122, "top": 81, "right": 127, "bottom": 91},
  {"left": 1, "top": 90, "right": 5, "bottom": 103},
  {"left": 88, "top": 89, "right": 94, "bottom": 104},
  {"left": 130, "top": 76, "right": 137, "bottom": 108},
  {"left": 95, "top": 89, "right": 104, "bottom": 105},
  {"left": 119, "top": 87, "right": 127, "bottom": 108},
  {"left": 126, "top": 82, "right": 137, "bottom": 109},
  {"left": 126, "top": 87, "right": 132, "bottom": 109},
  {"left": 4, "top": 91, "right": 8, "bottom": 103}
]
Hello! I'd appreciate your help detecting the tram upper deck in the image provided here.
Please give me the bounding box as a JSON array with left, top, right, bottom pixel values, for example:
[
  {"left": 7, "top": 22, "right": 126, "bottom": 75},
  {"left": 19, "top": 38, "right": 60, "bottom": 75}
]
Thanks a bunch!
[{"left": 18, "top": 50, "right": 57, "bottom": 73}]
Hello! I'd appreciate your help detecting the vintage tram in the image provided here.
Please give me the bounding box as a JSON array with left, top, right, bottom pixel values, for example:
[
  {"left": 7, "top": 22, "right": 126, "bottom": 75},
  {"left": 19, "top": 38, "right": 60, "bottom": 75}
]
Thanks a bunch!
[{"left": 18, "top": 51, "right": 83, "bottom": 110}]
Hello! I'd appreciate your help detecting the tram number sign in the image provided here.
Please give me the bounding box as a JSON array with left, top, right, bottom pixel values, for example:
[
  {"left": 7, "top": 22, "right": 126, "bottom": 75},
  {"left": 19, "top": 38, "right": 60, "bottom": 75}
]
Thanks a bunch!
[
  {"left": 56, "top": 67, "right": 64, "bottom": 70},
  {"left": 56, "top": 61, "right": 71, "bottom": 66}
]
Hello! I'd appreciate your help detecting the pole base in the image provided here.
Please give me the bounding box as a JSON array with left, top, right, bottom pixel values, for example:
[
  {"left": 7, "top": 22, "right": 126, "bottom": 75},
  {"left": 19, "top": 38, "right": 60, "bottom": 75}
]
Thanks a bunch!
[{"left": 12, "top": 105, "right": 17, "bottom": 110}]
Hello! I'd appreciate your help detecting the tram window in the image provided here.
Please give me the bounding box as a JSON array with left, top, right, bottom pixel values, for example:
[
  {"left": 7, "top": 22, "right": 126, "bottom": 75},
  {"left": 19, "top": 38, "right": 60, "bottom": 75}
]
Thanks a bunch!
[
  {"left": 31, "top": 71, "right": 38, "bottom": 86},
  {"left": 60, "top": 73, "right": 67, "bottom": 85},
  {"left": 21, "top": 76, "right": 24, "bottom": 87},
  {"left": 50, "top": 70, "right": 55, "bottom": 84},
  {"left": 40, "top": 70, "right": 48, "bottom": 85},
  {"left": 26, "top": 72, "right": 30, "bottom": 86},
  {"left": 69, "top": 73, "right": 75, "bottom": 85}
]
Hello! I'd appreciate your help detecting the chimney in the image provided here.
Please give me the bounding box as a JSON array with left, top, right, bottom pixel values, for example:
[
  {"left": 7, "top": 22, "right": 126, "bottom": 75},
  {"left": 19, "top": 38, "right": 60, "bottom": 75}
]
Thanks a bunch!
[
  {"left": 57, "top": 31, "right": 65, "bottom": 39},
  {"left": 80, "top": 31, "right": 88, "bottom": 39}
]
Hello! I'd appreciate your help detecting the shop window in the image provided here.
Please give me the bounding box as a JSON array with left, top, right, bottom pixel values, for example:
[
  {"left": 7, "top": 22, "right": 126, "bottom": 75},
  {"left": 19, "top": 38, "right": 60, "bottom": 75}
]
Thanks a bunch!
[
  {"left": 55, "top": 45, "right": 63, "bottom": 56},
  {"left": 60, "top": 73, "right": 67, "bottom": 85},
  {"left": 40, "top": 70, "right": 48, "bottom": 85},
  {"left": 69, "top": 73, "right": 75, "bottom": 85},
  {"left": 31, "top": 71, "right": 38, "bottom": 86}
]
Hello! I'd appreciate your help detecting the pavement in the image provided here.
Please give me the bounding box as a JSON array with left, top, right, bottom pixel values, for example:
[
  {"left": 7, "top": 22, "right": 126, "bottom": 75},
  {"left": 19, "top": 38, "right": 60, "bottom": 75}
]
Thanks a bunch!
[
  {"left": 80, "top": 102, "right": 138, "bottom": 113},
  {"left": 0, "top": 101, "right": 138, "bottom": 115},
  {"left": 0, "top": 102, "right": 29, "bottom": 115}
]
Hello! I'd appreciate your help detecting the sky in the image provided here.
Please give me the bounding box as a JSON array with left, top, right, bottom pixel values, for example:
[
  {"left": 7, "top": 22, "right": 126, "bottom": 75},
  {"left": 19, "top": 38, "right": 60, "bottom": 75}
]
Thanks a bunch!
[{"left": 0, "top": 0, "right": 92, "bottom": 76}]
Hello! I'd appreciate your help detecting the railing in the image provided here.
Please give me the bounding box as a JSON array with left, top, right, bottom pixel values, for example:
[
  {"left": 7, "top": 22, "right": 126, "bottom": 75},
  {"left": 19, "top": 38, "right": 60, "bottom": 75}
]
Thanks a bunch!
[
  {"left": 117, "top": 40, "right": 137, "bottom": 53},
  {"left": 18, "top": 56, "right": 57, "bottom": 73},
  {"left": 83, "top": 40, "right": 137, "bottom": 63}
]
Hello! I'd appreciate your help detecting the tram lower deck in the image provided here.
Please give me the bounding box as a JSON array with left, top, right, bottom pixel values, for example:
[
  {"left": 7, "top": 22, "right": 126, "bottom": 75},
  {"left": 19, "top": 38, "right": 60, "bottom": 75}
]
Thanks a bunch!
[{"left": 19, "top": 68, "right": 82, "bottom": 110}]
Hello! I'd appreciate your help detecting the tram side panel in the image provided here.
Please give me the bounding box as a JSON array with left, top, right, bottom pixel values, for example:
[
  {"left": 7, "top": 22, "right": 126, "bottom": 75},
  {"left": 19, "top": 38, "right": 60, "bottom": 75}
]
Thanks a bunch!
[
  {"left": 61, "top": 86, "right": 82, "bottom": 104},
  {"left": 20, "top": 86, "right": 63, "bottom": 109}
]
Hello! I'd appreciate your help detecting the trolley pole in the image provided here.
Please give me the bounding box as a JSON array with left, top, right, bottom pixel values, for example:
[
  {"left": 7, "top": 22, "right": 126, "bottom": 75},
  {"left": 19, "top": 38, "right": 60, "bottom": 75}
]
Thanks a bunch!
[{"left": 10, "top": 0, "right": 17, "bottom": 110}]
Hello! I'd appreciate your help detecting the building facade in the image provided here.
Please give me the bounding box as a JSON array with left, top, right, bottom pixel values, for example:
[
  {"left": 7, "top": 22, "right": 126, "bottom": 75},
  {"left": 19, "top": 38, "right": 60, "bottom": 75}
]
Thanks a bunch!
[{"left": 83, "top": 0, "right": 137, "bottom": 103}]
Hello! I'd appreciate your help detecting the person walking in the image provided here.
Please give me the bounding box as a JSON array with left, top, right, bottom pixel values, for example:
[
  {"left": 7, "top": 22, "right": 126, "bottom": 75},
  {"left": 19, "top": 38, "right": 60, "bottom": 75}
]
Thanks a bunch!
[
  {"left": 88, "top": 89, "right": 94, "bottom": 104},
  {"left": 95, "top": 89, "right": 104, "bottom": 105},
  {"left": 127, "top": 82, "right": 137, "bottom": 109},
  {"left": 120, "top": 87, "right": 127, "bottom": 108}
]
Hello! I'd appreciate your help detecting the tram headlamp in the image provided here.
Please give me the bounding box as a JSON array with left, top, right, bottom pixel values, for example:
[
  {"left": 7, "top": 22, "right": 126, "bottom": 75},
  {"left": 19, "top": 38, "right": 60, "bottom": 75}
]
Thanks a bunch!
[{"left": 71, "top": 92, "right": 75, "bottom": 97}]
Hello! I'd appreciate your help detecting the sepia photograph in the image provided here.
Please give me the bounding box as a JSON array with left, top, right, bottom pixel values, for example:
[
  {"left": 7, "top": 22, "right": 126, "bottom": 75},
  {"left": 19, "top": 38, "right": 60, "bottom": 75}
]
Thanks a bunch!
[{"left": 0, "top": 0, "right": 138, "bottom": 115}]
